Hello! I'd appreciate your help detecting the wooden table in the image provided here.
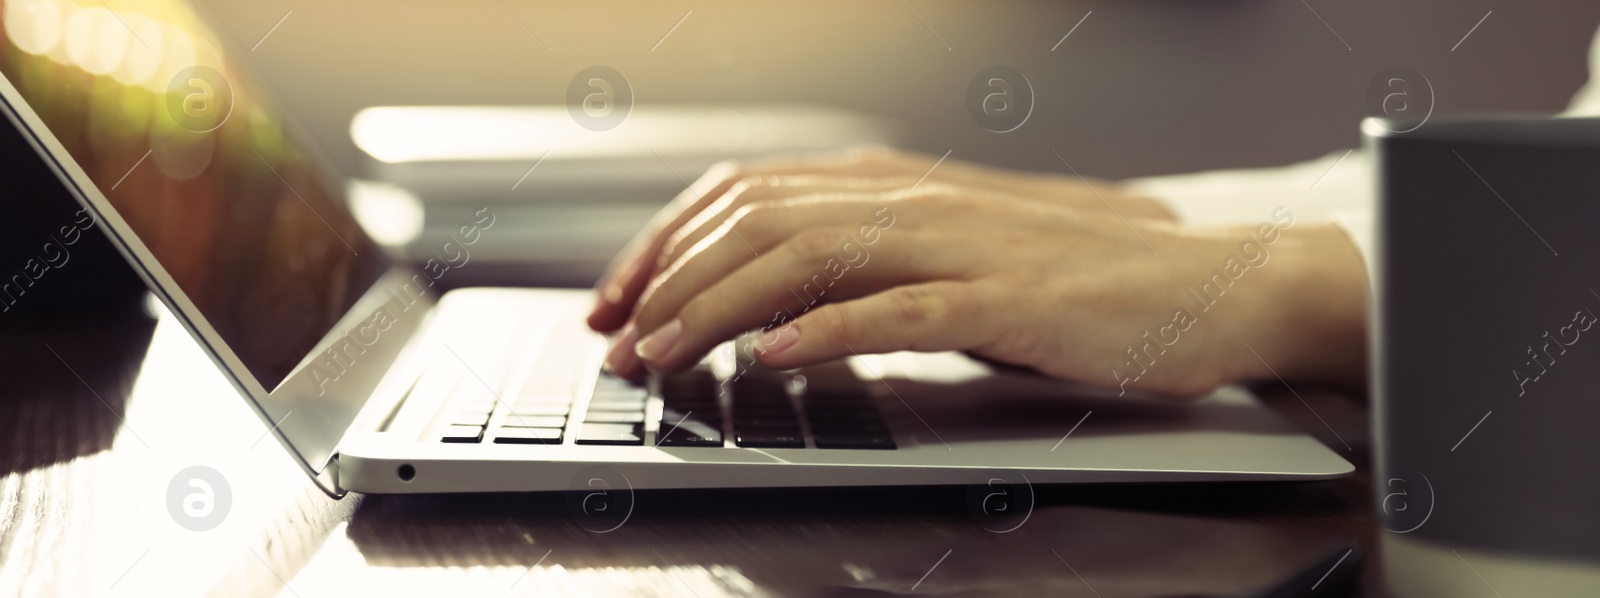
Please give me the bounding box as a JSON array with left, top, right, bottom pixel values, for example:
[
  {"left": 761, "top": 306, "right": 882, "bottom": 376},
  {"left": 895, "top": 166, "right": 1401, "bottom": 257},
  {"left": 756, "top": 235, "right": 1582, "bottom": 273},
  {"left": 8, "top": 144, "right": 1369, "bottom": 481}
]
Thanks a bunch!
[{"left": 0, "top": 311, "right": 1379, "bottom": 597}]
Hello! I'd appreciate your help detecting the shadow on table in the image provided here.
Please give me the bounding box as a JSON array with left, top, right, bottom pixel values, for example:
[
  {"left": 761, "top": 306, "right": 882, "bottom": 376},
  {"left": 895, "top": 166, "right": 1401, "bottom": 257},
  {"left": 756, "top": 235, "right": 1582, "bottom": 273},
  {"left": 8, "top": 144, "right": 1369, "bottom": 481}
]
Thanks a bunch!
[
  {"left": 0, "top": 110, "right": 154, "bottom": 475},
  {"left": 0, "top": 313, "right": 156, "bottom": 477},
  {"left": 343, "top": 482, "right": 1359, "bottom": 597}
]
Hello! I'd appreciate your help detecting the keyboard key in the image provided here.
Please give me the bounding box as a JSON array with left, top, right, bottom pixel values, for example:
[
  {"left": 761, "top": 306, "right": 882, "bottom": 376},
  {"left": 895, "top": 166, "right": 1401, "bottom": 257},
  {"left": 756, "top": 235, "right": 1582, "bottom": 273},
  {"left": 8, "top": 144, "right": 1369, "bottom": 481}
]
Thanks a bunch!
[
  {"left": 589, "top": 392, "right": 639, "bottom": 404},
  {"left": 457, "top": 398, "right": 499, "bottom": 414},
  {"left": 662, "top": 368, "right": 717, "bottom": 386},
  {"left": 806, "top": 408, "right": 877, "bottom": 422},
  {"left": 501, "top": 415, "right": 568, "bottom": 429},
  {"left": 452, "top": 376, "right": 502, "bottom": 401},
  {"left": 796, "top": 364, "right": 867, "bottom": 392},
  {"left": 587, "top": 397, "right": 647, "bottom": 412},
  {"left": 509, "top": 404, "right": 572, "bottom": 418},
  {"left": 595, "top": 378, "right": 643, "bottom": 391},
  {"left": 663, "top": 396, "right": 719, "bottom": 412},
  {"left": 735, "top": 428, "right": 804, "bottom": 449},
  {"left": 657, "top": 427, "right": 723, "bottom": 447},
  {"left": 659, "top": 417, "right": 723, "bottom": 446},
  {"left": 813, "top": 432, "right": 897, "bottom": 450},
  {"left": 809, "top": 420, "right": 890, "bottom": 435},
  {"left": 592, "top": 378, "right": 646, "bottom": 401},
  {"left": 662, "top": 407, "right": 722, "bottom": 427},
  {"left": 806, "top": 417, "right": 883, "bottom": 433},
  {"left": 661, "top": 371, "right": 720, "bottom": 404},
  {"left": 665, "top": 403, "right": 720, "bottom": 419},
  {"left": 734, "top": 403, "right": 799, "bottom": 417},
  {"left": 805, "top": 402, "right": 873, "bottom": 417},
  {"left": 731, "top": 416, "right": 802, "bottom": 429},
  {"left": 730, "top": 375, "right": 787, "bottom": 398},
  {"left": 511, "top": 396, "right": 571, "bottom": 411},
  {"left": 576, "top": 423, "right": 645, "bottom": 446},
  {"left": 812, "top": 391, "right": 876, "bottom": 406},
  {"left": 734, "top": 399, "right": 792, "bottom": 413},
  {"left": 806, "top": 409, "right": 876, "bottom": 423},
  {"left": 493, "top": 427, "right": 563, "bottom": 444},
  {"left": 520, "top": 379, "right": 578, "bottom": 399},
  {"left": 518, "top": 394, "right": 576, "bottom": 406},
  {"left": 516, "top": 394, "right": 572, "bottom": 404},
  {"left": 584, "top": 410, "right": 645, "bottom": 424},
  {"left": 448, "top": 410, "right": 494, "bottom": 426},
  {"left": 441, "top": 425, "right": 485, "bottom": 443},
  {"left": 593, "top": 371, "right": 643, "bottom": 392},
  {"left": 817, "top": 388, "right": 873, "bottom": 399},
  {"left": 515, "top": 395, "right": 572, "bottom": 406}
]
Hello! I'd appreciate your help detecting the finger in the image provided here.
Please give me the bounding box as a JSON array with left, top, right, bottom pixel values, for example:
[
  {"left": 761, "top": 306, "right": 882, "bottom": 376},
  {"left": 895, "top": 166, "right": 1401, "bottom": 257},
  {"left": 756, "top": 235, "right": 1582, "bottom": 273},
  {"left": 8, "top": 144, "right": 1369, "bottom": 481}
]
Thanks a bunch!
[
  {"left": 585, "top": 238, "right": 650, "bottom": 331},
  {"left": 627, "top": 194, "right": 915, "bottom": 348},
  {"left": 614, "top": 229, "right": 969, "bottom": 377},
  {"left": 863, "top": 150, "right": 1149, "bottom": 219},
  {"left": 846, "top": 147, "right": 1086, "bottom": 201},
  {"left": 752, "top": 281, "right": 995, "bottom": 370},
  {"left": 590, "top": 150, "right": 895, "bottom": 329},
  {"left": 628, "top": 198, "right": 905, "bottom": 351},
  {"left": 588, "top": 147, "right": 958, "bottom": 329},
  {"left": 589, "top": 161, "right": 739, "bottom": 331},
  {"left": 659, "top": 176, "right": 917, "bottom": 272}
]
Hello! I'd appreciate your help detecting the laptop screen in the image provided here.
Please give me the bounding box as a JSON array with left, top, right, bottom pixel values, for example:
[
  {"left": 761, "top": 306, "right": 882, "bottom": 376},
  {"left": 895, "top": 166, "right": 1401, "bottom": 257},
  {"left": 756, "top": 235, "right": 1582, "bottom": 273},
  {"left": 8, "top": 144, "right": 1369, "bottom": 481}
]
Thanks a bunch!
[{"left": 0, "top": 0, "right": 388, "bottom": 389}]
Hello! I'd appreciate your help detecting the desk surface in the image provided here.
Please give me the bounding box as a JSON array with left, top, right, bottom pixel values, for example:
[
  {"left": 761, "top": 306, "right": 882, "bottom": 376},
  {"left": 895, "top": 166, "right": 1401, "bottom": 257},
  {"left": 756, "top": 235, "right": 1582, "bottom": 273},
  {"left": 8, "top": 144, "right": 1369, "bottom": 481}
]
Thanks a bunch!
[{"left": 0, "top": 312, "right": 1378, "bottom": 597}]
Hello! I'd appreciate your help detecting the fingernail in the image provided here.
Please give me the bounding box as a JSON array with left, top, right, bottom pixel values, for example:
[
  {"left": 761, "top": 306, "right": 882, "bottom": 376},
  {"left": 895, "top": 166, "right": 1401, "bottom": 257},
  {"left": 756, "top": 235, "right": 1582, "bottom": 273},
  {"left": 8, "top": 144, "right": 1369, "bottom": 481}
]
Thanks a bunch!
[
  {"left": 758, "top": 325, "right": 800, "bottom": 356},
  {"left": 635, "top": 319, "right": 683, "bottom": 363},
  {"left": 605, "top": 324, "right": 640, "bottom": 373}
]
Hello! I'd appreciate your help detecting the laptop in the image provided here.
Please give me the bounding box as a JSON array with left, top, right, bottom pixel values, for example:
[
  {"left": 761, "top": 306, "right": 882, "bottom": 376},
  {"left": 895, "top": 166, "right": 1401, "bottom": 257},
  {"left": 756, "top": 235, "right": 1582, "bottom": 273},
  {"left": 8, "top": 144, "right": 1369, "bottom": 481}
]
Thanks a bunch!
[{"left": 0, "top": 0, "right": 1352, "bottom": 498}]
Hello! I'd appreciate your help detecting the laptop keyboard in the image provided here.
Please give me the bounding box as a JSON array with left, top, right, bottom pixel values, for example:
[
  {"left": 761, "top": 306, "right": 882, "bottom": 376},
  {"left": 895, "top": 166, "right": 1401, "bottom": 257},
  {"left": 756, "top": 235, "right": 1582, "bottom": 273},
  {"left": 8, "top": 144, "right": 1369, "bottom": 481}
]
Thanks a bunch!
[{"left": 431, "top": 326, "right": 896, "bottom": 450}]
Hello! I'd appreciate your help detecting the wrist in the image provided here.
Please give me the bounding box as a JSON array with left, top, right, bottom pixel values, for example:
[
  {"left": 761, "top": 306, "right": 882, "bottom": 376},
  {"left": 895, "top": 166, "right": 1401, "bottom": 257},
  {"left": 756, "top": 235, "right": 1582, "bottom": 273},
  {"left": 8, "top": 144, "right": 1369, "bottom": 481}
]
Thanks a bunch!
[{"left": 1245, "top": 222, "right": 1369, "bottom": 386}]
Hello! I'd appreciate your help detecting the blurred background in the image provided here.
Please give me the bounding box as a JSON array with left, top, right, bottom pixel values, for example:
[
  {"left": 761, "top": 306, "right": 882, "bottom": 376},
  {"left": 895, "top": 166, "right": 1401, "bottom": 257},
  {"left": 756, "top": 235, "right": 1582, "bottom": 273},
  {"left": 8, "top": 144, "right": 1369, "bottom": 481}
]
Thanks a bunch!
[
  {"left": 204, "top": 0, "right": 1600, "bottom": 176},
  {"left": 8, "top": 0, "right": 1600, "bottom": 301},
  {"left": 206, "top": 0, "right": 1600, "bottom": 284}
]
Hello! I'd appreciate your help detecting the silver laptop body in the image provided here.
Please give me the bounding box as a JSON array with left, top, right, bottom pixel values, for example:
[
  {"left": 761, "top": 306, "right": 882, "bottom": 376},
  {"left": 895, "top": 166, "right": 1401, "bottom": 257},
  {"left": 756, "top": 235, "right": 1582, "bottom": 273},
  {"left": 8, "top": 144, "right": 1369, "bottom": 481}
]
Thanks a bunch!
[{"left": 0, "top": 0, "right": 1351, "bottom": 498}]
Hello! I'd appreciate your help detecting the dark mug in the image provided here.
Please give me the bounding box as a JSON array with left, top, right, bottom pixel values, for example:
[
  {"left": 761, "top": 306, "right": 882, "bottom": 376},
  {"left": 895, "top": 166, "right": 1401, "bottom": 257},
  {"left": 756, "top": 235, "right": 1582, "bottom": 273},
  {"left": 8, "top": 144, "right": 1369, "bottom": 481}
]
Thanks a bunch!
[{"left": 1372, "top": 116, "right": 1600, "bottom": 596}]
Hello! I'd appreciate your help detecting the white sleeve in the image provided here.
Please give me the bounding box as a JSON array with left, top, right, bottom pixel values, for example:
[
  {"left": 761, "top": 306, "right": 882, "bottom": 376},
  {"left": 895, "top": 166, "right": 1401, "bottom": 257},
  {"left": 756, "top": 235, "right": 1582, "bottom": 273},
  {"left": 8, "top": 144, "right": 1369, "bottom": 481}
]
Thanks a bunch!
[
  {"left": 1331, "top": 209, "right": 1375, "bottom": 270},
  {"left": 1561, "top": 23, "right": 1600, "bottom": 116},
  {"left": 1122, "top": 148, "right": 1377, "bottom": 269},
  {"left": 1120, "top": 20, "right": 1600, "bottom": 273}
]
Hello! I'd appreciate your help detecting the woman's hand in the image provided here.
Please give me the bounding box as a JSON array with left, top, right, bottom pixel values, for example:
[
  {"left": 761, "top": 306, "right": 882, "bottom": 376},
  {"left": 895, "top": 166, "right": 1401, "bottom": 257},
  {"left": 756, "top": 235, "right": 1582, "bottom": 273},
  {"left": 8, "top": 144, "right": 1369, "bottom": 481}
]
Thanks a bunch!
[
  {"left": 587, "top": 147, "right": 1367, "bottom": 397},
  {"left": 587, "top": 147, "right": 1173, "bottom": 333}
]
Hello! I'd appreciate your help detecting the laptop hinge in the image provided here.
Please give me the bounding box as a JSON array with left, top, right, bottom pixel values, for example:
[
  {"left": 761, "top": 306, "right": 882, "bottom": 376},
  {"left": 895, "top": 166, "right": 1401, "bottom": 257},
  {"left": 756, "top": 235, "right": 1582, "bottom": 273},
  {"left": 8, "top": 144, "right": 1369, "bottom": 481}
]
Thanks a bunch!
[{"left": 314, "top": 454, "right": 346, "bottom": 499}]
